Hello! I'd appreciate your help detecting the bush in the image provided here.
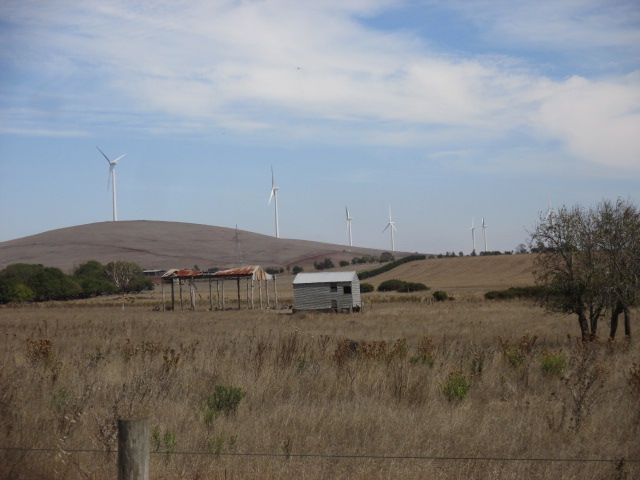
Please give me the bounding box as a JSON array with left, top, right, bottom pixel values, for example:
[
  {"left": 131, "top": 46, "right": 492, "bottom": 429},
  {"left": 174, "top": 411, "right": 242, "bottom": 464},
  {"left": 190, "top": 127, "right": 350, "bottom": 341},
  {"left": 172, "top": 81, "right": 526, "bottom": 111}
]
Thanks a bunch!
[
  {"left": 432, "top": 290, "right": 448, "bottom": 302},
  {"left": 540, "top": 351, "right": 566, "bottom": 376},
  {"left": 314, "top": 258, "right": 335, "bottom": 270},
  {"left": 378, "top": 279, "right": 408, "bottom": 292},
  {"left": 201, "top": 384, "right": 246, "bottom": 425},
  {"left": 484, "top": 286, "right": 544, "bottom": 300},
  {"left": 339, "top": 260, "right": 350, "bottom": 267},
  {"left": 292, "top": 266, "right": 303, "bottom": 274},
  {"left": 360, "top": 283, "right": 374, "bottom": 293},
  {"left": 441, "top": 371, "right": 471, "bottom": 402}
]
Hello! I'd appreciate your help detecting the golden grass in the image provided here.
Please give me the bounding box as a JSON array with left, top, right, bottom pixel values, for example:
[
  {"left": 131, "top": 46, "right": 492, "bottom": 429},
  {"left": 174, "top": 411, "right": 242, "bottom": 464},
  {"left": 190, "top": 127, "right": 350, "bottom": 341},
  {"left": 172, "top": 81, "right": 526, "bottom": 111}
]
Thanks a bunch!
[{"left": 1, "top": 297, "right": 638, "bottom": 479}]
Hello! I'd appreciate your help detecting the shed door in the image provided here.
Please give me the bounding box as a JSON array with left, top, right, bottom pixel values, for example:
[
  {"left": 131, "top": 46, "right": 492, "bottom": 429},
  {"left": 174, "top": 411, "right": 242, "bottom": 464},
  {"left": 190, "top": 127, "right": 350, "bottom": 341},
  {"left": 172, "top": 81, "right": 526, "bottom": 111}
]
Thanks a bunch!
[{"left": 331, "top": 300, "right": 338, "bottom": 312}]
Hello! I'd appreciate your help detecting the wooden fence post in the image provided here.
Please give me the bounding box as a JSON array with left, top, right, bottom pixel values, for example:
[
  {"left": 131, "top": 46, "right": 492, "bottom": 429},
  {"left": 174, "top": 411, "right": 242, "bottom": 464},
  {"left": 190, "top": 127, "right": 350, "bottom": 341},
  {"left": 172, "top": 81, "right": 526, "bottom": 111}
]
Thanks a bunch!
[{"left": 118, "top": 418, "right": 149, "bottom": 480}]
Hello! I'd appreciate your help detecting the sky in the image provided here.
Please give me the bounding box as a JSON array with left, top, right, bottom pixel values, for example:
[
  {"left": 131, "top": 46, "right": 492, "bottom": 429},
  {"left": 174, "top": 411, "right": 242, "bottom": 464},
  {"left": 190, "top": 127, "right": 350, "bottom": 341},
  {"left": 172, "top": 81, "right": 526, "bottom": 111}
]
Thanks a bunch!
[{"left": 0, "top": 0, "right": 638, "bottom": 255}]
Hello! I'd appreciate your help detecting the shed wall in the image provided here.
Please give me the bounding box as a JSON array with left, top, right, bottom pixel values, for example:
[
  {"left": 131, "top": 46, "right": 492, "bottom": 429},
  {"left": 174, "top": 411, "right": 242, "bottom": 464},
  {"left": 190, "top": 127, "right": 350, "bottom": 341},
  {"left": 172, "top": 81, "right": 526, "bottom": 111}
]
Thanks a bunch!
[{"left": 293, "top": 280, "right": 361, "bottom": 312}]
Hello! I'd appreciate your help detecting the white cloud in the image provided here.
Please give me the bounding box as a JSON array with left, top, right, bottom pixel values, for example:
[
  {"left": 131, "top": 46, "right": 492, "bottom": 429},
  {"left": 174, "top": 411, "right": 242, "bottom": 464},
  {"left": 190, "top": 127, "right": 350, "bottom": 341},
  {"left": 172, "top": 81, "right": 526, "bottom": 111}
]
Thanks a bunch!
[
  {"left": 532, "top": 73, "right": 640, "bottom": 170},
  {"left": 1, "top": 0, "right": 639, "bottom": 174}
]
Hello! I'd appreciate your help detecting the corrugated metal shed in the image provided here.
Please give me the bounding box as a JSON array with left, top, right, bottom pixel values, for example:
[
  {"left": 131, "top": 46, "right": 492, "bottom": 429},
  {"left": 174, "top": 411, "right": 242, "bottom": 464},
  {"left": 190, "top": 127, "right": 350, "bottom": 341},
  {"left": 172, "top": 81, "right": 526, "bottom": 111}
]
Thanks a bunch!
[{"left": 293, "top": 271, "right": 361, "bottom": 313}]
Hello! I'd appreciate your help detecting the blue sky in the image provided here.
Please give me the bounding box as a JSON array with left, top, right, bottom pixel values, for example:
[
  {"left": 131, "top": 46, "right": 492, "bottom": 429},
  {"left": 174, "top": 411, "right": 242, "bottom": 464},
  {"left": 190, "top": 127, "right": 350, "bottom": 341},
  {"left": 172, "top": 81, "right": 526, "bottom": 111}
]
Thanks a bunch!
[{"left": 1, "top": 0, "right": 638, "bottom": 255}]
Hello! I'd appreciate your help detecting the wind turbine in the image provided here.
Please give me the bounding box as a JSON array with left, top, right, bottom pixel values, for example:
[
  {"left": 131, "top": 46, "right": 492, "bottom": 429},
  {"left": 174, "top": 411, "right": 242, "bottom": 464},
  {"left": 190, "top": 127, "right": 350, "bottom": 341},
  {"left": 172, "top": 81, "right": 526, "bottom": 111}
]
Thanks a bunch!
[
  {"left": 546, "top": 197, "right": 554, "bottom": 225},
  {"left": 482, "top": 217, "right": 488, "bottom": 252},
  {"left": 268, "top": 166, "right": 280, "bottom": 238},
  {"left": 97, "top": 146, "right": 126, "bottom": 222},
  {"left": 470, "top": 218, "right": 476, "bottom": 253},
  {"left": 382, "top": 205, "right": 397, "bottom": 251},
  {"left": 345, "top": 206, "right": 353, "bottom": 247}
]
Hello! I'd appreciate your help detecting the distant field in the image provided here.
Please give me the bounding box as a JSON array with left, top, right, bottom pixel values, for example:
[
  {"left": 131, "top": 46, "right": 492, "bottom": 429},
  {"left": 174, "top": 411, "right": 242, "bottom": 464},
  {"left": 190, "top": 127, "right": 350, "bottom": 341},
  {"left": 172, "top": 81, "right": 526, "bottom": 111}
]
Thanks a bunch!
[{"left": 1, "top": 254, "right": 637, "bottom": 480}]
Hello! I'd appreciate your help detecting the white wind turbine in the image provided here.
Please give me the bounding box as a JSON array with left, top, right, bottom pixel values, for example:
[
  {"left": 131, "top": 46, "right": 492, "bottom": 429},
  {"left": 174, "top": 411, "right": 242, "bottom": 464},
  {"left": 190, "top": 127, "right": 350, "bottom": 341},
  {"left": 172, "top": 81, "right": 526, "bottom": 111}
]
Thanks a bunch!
[
  {"left": 268, "top": 166, "right": 280, "bottom": 238},
  {"left": 97, "top": 146, "right": 126, "bottom": 222},
  {"left": 382, "top": 205, "right": 397, "bottom": 251},
  {"left": 470, "top": 218, "right": 476, "bottom": 253},
  {"left": 482, "top": 217, "right": 488, "bottom": 252},
  {"left": 345, "top": 206, "right": 353, "bottom": 247}
]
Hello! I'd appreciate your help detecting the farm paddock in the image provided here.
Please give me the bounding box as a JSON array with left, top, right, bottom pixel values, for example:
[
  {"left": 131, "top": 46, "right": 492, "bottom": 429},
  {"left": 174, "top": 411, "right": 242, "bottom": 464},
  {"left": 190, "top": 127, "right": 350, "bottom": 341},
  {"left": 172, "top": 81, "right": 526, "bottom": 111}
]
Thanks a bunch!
[{"left": 0, "top": 298, "right": 638, "bottom": 479}]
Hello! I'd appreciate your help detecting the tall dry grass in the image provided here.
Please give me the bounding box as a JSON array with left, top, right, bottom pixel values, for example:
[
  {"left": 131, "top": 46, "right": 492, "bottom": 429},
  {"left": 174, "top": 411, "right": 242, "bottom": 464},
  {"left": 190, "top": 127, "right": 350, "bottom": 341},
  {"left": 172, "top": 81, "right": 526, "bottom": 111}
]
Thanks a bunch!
[{"left": 1, "top": 298, "right": 638, "bottom": 479}]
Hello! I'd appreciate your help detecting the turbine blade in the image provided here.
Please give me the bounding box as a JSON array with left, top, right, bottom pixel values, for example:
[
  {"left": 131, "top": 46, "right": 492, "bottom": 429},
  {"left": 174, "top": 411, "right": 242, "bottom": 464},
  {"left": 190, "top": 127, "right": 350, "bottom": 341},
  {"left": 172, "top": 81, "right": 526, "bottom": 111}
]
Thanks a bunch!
[
  {"left": 271, "top": 166, "right": 275, "bottom": 188},
  {"left": 382, "top": 223, "right": 390, "bottom": 233},
  {"left": 96, "top": 146, "right": 111, "bottom": 163},
  {"left": 112, "top": 154, "right": 126, "bottom": 164},
  {"left": 268, "top": 188, "right": 274, "bottom": 204}
]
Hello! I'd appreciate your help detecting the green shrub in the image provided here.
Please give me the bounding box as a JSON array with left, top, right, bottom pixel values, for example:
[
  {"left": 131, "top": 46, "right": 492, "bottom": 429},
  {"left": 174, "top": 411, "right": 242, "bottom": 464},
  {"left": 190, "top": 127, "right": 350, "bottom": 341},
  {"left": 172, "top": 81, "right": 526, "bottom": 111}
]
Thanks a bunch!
[
  {"left": 402, "top": 282, "right": 429, "bottom": 292},
  {"left": 540, "top": 351, "right": 566, "bottom": 376},
  {"left": 441, "top": 371, "right": 471, "bottom": 402},
  {"left": 378, "top": 279, "right": 408, "bottom": 292},
  {"left": 292, "top": 266, "right": 303, "bottom": 274},
  {"left": 432, "top": 290, "right": 448, "bottom": 301},
  {"left": 201, "top": 384, "right": 246, "bottom": 426},
  {"left": 360, "top": 283, "right": 374, "bottom": 293},
  {"left": 339, "top": 260, "right": 350, "bottom": 267}
]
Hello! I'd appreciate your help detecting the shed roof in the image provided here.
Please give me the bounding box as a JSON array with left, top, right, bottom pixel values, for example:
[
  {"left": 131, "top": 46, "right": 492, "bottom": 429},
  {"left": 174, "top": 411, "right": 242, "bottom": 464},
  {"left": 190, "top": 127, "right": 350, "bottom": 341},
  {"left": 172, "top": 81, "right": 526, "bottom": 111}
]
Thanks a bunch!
[{"left": 293, "top": 271, "right": 358, "bottom": 285}]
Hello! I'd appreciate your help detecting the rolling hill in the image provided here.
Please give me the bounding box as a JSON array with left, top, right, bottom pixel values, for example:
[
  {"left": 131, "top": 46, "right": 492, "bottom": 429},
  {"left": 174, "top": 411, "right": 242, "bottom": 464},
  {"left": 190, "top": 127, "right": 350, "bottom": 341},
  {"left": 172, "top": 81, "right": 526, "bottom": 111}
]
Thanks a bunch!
[{"left": 0, "top": 221, "right": 408, "bottom": 273}]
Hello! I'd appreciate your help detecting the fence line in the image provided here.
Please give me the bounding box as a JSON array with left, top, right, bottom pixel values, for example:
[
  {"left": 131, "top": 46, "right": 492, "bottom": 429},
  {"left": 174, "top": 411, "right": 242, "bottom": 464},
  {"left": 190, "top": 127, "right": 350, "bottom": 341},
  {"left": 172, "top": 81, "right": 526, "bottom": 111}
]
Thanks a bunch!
[{"left": 1, "top": 446, "right": 638, "bottom": 464}]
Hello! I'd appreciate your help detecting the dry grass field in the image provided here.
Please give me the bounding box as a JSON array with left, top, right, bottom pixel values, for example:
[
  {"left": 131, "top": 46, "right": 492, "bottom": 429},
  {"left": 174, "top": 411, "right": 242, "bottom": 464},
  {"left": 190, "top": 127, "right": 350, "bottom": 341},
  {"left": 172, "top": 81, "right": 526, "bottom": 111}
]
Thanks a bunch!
[{"left": 1, "top": 257, "right": 639, "bottom": 479}]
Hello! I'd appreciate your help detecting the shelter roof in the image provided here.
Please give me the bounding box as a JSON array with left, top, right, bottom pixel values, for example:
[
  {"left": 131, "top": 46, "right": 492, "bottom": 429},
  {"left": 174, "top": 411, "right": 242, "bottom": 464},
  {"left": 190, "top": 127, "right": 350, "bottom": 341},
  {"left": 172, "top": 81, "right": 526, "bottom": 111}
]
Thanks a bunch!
[
  {"left": 293, "top": 271, "right": 358, "bottom": 285},
  {"left": 213, "top": 266, "right": 272, "bottom": 281}
]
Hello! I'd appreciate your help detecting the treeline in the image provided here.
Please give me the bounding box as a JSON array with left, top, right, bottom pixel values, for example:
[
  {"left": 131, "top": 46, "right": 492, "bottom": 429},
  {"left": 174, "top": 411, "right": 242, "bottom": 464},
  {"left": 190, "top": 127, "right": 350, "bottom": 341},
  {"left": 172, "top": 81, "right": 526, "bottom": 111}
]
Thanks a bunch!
[
  {"left": 0, "top": 260, "right": 153, "bottom": 304},
  {"left": 358, "top": 254, "right": 427, "bottom": 280}
]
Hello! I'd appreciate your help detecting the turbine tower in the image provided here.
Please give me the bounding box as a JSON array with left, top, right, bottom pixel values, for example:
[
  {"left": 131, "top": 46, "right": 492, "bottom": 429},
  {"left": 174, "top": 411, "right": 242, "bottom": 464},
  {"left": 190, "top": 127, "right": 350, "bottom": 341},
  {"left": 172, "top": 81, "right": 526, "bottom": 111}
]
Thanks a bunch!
[
  {"left": 482, "top": 217, "right": 488, "bottom": 252},
  {"left": 470, "top": 218, "right": 476, "bottom": 253},
  {"left": 96, "top": 146, "right": 126, "bottom": 222},
  {"left": 268, "top": 166, "right": 280, "bottom": 238},
  {"left": 345, "top": 206, "right": 353, "bottom": 247},
  {"left": 382, "top": 205, "right": 397, "bottom": 251}
]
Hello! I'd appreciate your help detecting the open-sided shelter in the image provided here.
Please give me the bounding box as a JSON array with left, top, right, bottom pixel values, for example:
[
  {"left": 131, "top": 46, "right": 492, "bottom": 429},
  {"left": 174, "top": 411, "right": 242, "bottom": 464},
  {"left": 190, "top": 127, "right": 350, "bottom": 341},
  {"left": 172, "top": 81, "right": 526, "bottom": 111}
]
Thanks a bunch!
[
  {"left": 292, "top": 271, "right": 362, "bottom": 313},
  {"left": 161, "top": 266, "right": 276, "bottom": 311}
]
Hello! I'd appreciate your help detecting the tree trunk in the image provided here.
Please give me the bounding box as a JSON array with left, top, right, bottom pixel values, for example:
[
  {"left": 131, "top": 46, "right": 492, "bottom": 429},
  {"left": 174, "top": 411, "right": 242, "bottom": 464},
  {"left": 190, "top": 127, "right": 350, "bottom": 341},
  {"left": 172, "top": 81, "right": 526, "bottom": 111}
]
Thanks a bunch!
[
  {"left": 610, "top": 303, "right": 624, "bottom": 339},
  {"left": 578, "top": 312, "right": 591, "bottom": 342},
  {"left": 624, "top": 307, "right": 632, "bottom": 339}
]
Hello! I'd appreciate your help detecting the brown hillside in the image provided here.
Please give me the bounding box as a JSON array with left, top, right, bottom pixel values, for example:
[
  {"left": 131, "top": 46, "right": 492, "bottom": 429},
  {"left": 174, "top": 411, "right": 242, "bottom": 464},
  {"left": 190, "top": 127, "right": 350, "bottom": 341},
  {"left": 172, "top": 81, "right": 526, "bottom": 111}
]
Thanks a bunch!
[
  {"left": 0, "top": 221, "right": 406, "bottom": 272},
  {"left": 367, "top": 254, "right": 536, "bottom": 296}
]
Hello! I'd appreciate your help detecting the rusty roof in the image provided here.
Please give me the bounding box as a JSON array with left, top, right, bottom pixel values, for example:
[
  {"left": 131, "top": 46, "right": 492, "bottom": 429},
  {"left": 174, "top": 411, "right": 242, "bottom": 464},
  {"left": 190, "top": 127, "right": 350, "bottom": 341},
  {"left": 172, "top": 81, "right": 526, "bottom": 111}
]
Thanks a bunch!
[{"left": 213, "top": 266, "right": 272, "bottom": 281}]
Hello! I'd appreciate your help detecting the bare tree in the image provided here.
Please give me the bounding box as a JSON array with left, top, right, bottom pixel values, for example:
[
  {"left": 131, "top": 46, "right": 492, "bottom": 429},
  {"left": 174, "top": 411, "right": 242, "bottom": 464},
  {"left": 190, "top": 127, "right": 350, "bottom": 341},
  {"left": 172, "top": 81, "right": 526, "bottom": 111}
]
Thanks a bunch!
[
  {"left": 104, "top": 261, "right": 145, "bottom": 292},
  {"left": 529, "top": 204, "right": 608, "bottom": 341},
  {"left": 593, "top": 198, "right": 640, "bottom": 339},
  {"left": 529, "top": 199, "right": 640, "bottom": 341}
]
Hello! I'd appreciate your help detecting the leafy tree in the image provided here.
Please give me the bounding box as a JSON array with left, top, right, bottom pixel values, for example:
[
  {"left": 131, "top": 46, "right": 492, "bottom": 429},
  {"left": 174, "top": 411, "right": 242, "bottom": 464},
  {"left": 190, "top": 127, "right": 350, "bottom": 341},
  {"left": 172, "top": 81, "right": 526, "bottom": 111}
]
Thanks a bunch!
[
  {"left": 379, "top": 251, "right": 395, "bottom": 263},
  {"left": 73, "top": 260, "right": 117, "bottom": 297},
  {"left": 27, "top": 267, "right": 82, "bottom": 301},
  {"left": 339, "top": 260, "right": 350, "bottom": 267},
  {"left": 292, "top": 266, "right": 303, "bottom": 274},
  {"left": 0, "top": 279, "right": 34, "bottom": 304},
  {"left": 314, "top": 258, "right": 334, "bottom": 270}
]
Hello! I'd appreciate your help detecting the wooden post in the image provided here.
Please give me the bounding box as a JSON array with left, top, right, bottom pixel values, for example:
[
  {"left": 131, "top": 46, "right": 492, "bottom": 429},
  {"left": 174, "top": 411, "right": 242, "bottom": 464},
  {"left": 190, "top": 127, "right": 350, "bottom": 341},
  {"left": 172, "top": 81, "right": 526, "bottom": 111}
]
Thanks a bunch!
[
  {"left": 190, "top": 279, "right": 196, "bottom": 310},
  {"left": 250, "top": 279, "right": 254, "bottom": 309},
  {"left": 273, "top": 275, "right": 278, "bottom": 308},
  {"left": 209, "top": 278, "right": 213, "bottom": 310},
  {"left": 118, "top": 418, "right": 149, "bottom": 480},
  {"left": 266, "top": 278, "right": 270, "bottom": 308},
  {"left": 161, "top": 281, "right": 165, "bottom": 311},
  {"left": 246, "top": 278, "right": 250, "bottom": 308},
  {"left": 236, "top": 278, "right": 241, "bottom": 310},
  {"left": 170, "top": 280, "right": 175, "bottom": 311},
  {"left": 179, "top": 279, "right": 184, "bottom": 311},
  {"left": 221, "top": 280, "right": 225, "bottom": 310},
  {"left": 259, "top": 280, "right": 263, "bottom": 309}
]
